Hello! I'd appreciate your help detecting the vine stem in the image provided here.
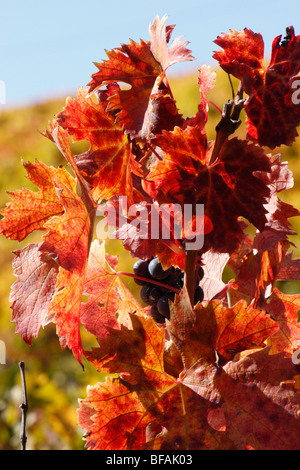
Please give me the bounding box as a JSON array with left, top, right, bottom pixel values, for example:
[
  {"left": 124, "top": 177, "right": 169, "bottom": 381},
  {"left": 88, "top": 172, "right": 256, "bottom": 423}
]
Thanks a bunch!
[
  {"left": 209, "top": 81, "right": 244, "bottom": 165},
  {"left": 19, "top": 361, "right": 28, "bottom": 451},
  {"left": 117, "top": 271, "right": 181, "bottom": 294},
  {"left": 184, "top": 250, "right": 198, "bottom": 305}
]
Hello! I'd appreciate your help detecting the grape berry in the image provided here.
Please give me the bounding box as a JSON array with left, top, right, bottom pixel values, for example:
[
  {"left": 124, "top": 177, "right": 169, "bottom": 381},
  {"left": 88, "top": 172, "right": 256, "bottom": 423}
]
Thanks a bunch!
[{"left": 133, "top": 258, "right": 204, "bottom": 324}]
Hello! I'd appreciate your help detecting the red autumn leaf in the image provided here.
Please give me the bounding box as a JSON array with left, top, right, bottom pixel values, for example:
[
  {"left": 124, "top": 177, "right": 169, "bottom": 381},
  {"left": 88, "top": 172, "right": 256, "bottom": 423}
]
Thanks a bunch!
[
  {"left": 40, "top": 178, "right": 94, "bottom": 277},
  {"left": 45, "top": 238, "right": 145, "bottom": 365},
  {"left": 80, "top": 240, "right": 145, "bottom": 339},
  {"left": 9, "top": 243, "right": 59, "bottom": 344},
  {"left": 1, "top": 127, "right": 97, "bottom": 364},
  {"left": 228, "top": 239, "right": 290, "bottom": 308},
  {"left": 101, "top": 199, "right": 187, "bottom": 270},
  {"left": 185, "top": 64, "right": 216, "bottom": 130},
  {"left": 226, "top": 151, "right": 299, "bottom": 303},
  {"left": 84, "top": 313, "right": 169, "bottom": 387},
  {"left": 223, "top": 153, "right": 300, "bottom": 307},
  {"left": 56, "top": 87, "right": 142, "bottom": 206},
  {"left": 253, "top": 153, "right": 300, "bottom": 250},
  {"left": 221, "top": 348, "right": 300, "bottom": 450},
  {"left": 168, "top": 288, "right": 278, "bottom": 367},
  {"left": 0, "top": 159, "right": 75, "bottom": 241},
  {"left": 47, "top": 267, "right": 85, "bottom": 365},
  {"left": 213, "top": 26, "right": 300, "bottom": 148},
  {"left": 77, "top": 377, "right": 157, "bottom": 450},
  {"left": 213, "top": 28, "right": 264, "bottom": 78},
  {"left": 146, "top": 126, "right": 272, "bottom": 253},
  {"left": 87, "top": 15, "right": 191, "bottom": 139},
  {"left": 48, "top": 123, "right": 98, "bottom": 214},
  {"left": 88, "top": 41, "right": 155, "bottom": 139},
  {"left": 277, "top": 251, "right": 300, "bottom": 281},
  {"left": 81, "top": 290, "right": 299, "bottom": 450},
  {"left": 167, "top": 290, "right": 300, "bottom": 449},
  {"left": 266, "top": 286, "right": 300, "bottom": 355},
  {"left": 82, "top": 312, "right": 236, "bottom": 450}
]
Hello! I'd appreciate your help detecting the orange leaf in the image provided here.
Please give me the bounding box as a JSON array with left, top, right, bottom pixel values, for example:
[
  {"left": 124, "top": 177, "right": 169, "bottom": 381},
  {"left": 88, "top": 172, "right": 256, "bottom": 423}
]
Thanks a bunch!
[
  {"left": 0, "top": 159, "right": 75, "bottom": 241},
  {"left": 77, "top": 377, "right": 155, "bottom": 450},
  {"left": 47, "top": 267, "right": 85, "bottom": 365},
  {"left": 57, "top": 87, "right": 141, "bottom": 206},
  {"left": 167, "top": 289, "right": 279, "bottom": 373},
  {"left": 41, "top": 178, "right": 94, "bottom": 276},
  {"left": 80, "top": 240, "right": 145, "bottom": 339},
  {"left": 85, "top": 313, "right": 168, "bottom": 387},
  {"left": 81, "top": 312, "right": 235, "bottom": 450}
]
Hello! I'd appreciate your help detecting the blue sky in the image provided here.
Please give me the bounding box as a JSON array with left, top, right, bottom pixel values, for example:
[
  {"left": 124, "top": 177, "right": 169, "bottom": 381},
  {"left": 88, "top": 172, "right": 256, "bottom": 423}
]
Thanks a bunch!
[{"left": 1, "top": 0, "right": 300, "bottom": 108}]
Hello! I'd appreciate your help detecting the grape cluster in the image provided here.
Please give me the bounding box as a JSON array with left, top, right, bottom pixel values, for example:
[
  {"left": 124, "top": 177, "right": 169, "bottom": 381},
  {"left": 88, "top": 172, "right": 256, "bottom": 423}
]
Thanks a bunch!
[{"left": 133, "top": 257, "right": 204, "bottom": 324}]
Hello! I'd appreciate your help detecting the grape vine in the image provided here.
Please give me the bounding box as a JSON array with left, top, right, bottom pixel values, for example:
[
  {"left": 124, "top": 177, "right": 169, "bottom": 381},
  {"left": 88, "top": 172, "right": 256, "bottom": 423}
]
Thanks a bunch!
[{"left": 1, "top": 15, "right": 300, "bottom": 450}]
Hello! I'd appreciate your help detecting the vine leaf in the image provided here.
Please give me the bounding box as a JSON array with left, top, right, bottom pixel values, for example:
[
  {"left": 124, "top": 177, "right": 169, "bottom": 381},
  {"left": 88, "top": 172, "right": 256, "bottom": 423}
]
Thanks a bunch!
[
  {"left": 278, "top": 251, "right": 300, "bottom": 281},
  {"left": 213, "top": 26, "right": 300, "bottom": 148},
  {"left": 77, "top": 377, "right": 157, "bottom": 450},
  {"left": 80, "top": 239, "right": 145, "bottom": 340},
  {"left": 148, "top": 14, "right": 194, "bottom": 72},
  {"left": 80, "top": 312, "right": 236, "bottom": 450},
  {"left": 221, "top": 348, "right": 300, "bottom": 450},
  {"left": 167, "top": 288, "right": 279, "bottom": 368},
  {"left": 253, "top": 153, "right": 300, "bottom": 248},
  {"left": 103, "top": 200, "right": 187, "bottom": 270},
  {"left": 9, "top": 243, "right": 59, "bottom": 344},
  {"left": 201, "top": 250, "right": 230, "bottom": 301},
  {"left": 186, "top": 64, "right": 216, "bottom": 129},
  {"left": 84, "top": 313, "right": 169, "bottom": 386},
  {"left": 40, "top": 178, "right": 94, "bottom": 276},
  {"left": 47, "top": 267, "right": 86, "bottom": 365},
  {"left": 146, "top": 126, "right": 272, "bottom": 253},
  {"left": 87, "top": 15, "right": 192, "bottom": 139},
  {"left": 39, "top": 171, "right": 96, "bottom": 364},
  {"left": 266, "top": 286, "right": 300, "bottom": 355},
  {"left": 80, "top": 290, "right": 300, "bottom": 450},
  {"left": 56, "top": 87, "right": 142, "bottom": 206},
  {"left": 0, "top": 159, "right": 75, "bottom": 241},
  {"left": 228, "top": 239, "right": 290, "bottom": 308}
]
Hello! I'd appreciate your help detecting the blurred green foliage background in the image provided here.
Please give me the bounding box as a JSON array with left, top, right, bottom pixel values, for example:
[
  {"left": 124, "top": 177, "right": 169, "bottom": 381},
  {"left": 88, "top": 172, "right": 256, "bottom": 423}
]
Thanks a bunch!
[{"left": 0, "top": 69, "right": 300, "bottom": 449}]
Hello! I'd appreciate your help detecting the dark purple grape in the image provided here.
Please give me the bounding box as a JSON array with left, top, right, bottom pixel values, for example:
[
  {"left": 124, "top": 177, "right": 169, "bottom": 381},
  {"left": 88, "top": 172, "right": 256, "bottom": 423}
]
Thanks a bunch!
[
  {"left": 140, "top": 283, "right": 153, "bottom": 304},
  {"left": 133, "top": 259, "right": 150, "bottom": 276},
  {"left": 133, "top": 259, "right": 151, "bottom": 285},
  {"left": 159, "top": 273, "right": 181, "bottom": 292},
  {"left": 157, "top": 292, "right": 174, "bottom": 318},
  {"left": 134, "top": 256, "right": 206, "bottom": 325},
  {"left": 194, "top": 285, "right": 204, "bottom": 304},
  {"left": 178, "top": 272, "right": 184, "bottom": 287},
  {"left": 148, "top": 258, "right": 171, "bottom": 280},
  {"left": 198, "top": 266, "right": 204, "bottom": 281},
  {"left": 148, "top": 286, "right": 163, "bottom": 305},
  {"left": 149, "top": 305, "right": 166, "bottom": 324}
]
